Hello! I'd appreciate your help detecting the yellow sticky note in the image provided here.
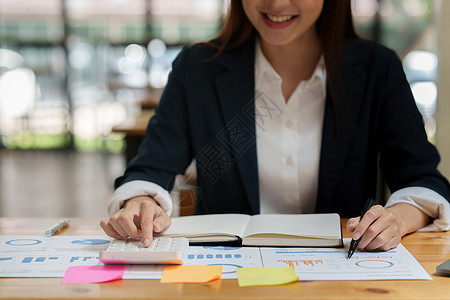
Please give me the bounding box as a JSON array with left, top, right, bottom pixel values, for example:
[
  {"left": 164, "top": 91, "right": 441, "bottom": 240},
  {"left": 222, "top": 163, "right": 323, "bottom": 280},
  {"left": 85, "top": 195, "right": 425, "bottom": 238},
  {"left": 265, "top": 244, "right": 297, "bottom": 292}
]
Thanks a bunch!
[
  {"left": 236, "top": 267, "right": 299, "bottom": 287},
  {"left": 160, "top": 265, "right": 222, "bottom": 283}
]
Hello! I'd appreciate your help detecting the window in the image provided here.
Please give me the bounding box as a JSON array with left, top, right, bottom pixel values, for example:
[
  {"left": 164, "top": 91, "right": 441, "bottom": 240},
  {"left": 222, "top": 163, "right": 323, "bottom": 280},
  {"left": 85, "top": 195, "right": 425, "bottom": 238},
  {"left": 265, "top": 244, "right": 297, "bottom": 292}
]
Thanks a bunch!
[
  {"left": 352, "top": 0, "right": 440, "bottom": 141},
  {"left": 0, "top": 0, "right": 223, "bottom": 151}
]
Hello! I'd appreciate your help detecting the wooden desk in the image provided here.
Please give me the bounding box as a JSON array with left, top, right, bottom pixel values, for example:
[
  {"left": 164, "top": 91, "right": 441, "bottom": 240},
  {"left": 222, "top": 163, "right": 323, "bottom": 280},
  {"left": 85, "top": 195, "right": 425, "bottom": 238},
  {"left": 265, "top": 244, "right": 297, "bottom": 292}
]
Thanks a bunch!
[{"left": 1, "top": 218, "right": 448, "bottom": 300}]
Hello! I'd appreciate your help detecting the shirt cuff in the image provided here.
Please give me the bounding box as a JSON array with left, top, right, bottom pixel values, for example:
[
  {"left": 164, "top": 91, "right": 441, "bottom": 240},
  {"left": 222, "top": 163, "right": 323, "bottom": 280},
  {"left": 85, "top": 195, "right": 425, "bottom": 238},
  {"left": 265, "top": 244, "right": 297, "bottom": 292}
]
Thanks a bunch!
[
  {"left": 107, "top": 180, "right": 173, "bottom": 217},
  {"left": 385, "top": 186, "right": 450, "bottom": 232}
]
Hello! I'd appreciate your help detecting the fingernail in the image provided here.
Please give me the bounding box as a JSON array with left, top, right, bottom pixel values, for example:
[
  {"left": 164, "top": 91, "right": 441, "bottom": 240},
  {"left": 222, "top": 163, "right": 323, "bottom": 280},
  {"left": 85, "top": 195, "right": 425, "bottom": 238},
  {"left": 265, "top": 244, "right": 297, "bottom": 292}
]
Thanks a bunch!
[
  {"left": 142, "top": 238, "right": 151, "bottom": 247},
  {"left": 353, "top": 232, "right": 361, "bottom": 240},
  {"left": 153, "top": 223, "right": 160, "bottom": 232}
]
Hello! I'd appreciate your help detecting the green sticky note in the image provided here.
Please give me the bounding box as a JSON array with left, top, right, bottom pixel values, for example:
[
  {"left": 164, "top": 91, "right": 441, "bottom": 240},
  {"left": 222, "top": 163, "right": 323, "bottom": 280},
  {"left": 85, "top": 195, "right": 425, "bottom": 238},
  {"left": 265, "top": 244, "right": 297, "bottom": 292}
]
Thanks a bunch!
[{"left": 236, "top": 266, "right": 299, "bottom": 287}]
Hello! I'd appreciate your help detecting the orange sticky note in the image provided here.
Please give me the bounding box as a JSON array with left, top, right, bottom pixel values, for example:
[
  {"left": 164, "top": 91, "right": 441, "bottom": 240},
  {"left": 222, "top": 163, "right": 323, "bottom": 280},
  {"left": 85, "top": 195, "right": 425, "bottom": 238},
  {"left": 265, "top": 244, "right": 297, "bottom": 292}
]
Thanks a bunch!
[{"left": 160, "top": 265, "right": 222, "bottom": 283}]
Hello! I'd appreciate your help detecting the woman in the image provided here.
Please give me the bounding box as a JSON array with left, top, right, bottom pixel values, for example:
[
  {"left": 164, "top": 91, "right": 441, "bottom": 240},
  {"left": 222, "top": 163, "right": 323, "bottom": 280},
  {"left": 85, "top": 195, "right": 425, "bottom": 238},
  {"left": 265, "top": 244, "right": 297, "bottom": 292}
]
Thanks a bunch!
[{"left": 100, "top": 0, "right": 450, "bottom": 251}]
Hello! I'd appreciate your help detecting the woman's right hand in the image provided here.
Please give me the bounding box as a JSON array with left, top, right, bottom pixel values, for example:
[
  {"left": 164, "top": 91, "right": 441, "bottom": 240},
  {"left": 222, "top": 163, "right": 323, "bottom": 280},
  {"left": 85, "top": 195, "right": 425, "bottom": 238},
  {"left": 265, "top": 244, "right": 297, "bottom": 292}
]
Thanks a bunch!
[{"left": 100, "top": 196, "right": 172, "bottom": 247}]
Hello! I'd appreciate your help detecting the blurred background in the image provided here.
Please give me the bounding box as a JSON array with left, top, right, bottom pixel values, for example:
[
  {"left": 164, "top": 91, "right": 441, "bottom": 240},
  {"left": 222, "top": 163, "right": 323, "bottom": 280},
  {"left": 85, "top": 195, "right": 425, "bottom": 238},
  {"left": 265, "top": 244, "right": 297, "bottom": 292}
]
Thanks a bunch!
[{"left": 0, "top": 0, "right": 449, "bottom": 218}]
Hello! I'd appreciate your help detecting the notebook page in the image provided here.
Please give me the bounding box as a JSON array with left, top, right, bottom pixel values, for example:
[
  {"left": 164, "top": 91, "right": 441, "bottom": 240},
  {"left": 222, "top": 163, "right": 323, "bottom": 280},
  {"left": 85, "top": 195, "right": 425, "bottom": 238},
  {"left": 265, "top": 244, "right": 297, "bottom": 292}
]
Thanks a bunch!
[
  {"left": 243, "top": 213, "right": 341, "bottom": 239},
  {"left": 159, "top": 214, "right": 251, "bottom": 239}
]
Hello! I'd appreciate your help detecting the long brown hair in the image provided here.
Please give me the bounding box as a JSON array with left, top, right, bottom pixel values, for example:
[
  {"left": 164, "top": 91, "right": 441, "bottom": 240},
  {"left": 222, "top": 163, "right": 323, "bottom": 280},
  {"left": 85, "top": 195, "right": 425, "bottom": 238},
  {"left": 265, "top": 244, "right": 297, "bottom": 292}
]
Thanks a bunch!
[{"left": 206, "top": 0, "right": 358, "bottom": 128}]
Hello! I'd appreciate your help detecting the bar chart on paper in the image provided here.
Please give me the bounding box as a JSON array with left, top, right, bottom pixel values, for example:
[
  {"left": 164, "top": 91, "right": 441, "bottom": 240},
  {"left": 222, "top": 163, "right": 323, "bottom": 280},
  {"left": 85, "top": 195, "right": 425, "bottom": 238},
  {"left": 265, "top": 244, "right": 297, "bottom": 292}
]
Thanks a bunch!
[
  {"left": 260, "top": 238, "right": 431, "bottom": 280},
  {"left": 186, "top": 246, "right": 263, "bottom": 278},
  {"left": 0, "top": 236, "right": 111, "bottom": 277},
  {"left": 279, "top": 259, "right": 324, "bottom": 267},
  {"left": 125, "top": 246, "right": 264, "bottom": 279}
]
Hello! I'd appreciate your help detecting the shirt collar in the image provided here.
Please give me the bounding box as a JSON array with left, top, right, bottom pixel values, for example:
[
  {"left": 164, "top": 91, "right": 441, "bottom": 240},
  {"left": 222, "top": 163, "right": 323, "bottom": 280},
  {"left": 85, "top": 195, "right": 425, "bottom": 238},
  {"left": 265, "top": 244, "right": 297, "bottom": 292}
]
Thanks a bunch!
[
  {"left": 254, "top": 39, "right": 327, "bottom": 95},
  {"left": 254, "top": 39, "right": 280, "bottom": 88}
]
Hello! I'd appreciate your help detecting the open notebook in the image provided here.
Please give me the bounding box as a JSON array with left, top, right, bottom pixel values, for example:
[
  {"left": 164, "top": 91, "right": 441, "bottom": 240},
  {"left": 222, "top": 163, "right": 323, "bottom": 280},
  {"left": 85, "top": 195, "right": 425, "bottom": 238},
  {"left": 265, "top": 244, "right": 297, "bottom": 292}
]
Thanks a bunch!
[{"left": 156, "top": 213, "right": 343, "bottom": 247}]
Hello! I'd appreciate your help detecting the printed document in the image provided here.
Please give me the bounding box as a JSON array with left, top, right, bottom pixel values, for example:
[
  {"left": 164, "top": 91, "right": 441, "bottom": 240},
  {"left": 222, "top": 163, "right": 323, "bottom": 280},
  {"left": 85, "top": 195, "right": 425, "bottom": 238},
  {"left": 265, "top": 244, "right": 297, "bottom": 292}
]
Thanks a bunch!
[
  {"left": 260, "top": 239, "right": 431, "bottom": 280},
  {"left": 0, "top": 236, "right": 431, "bottom": 280}
]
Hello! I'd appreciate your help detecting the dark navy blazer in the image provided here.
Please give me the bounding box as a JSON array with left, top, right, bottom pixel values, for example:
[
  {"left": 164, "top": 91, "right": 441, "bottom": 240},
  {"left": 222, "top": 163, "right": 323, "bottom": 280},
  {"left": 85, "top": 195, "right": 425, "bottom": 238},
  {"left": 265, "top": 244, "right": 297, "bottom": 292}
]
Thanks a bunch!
[{"left": 115, "top": 38, "right": 450, "bottom": 218}]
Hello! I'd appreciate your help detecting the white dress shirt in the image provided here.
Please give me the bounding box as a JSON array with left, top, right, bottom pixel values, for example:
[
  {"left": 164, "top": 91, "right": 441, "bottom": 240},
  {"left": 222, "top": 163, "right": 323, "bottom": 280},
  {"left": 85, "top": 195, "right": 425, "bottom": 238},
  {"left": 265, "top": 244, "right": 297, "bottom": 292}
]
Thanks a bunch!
[
  {"left": 107, "top": 41, "right": 450, "bottom": 231},
  {"left": 254, "top": 41, "right": 325, "bottom": 213}
]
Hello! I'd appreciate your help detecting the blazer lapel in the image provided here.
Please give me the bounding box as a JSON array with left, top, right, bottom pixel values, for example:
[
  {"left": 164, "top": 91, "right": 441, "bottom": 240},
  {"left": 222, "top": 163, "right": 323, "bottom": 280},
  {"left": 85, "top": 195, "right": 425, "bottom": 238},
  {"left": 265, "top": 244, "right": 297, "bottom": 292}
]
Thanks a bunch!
[
  {"left": 316, "top": 43, "right": 367, "bottom": 212},
  {"left": 214, "top": 41, "right": 260, "bottom": 214}
]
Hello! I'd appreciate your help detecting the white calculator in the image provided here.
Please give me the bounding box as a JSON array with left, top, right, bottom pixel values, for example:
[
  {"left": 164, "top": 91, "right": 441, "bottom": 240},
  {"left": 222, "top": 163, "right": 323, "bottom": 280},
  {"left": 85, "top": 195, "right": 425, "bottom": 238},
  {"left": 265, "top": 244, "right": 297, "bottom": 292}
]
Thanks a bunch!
[{"left": 99, "top": 237, "right": 189, "bottom": 265}]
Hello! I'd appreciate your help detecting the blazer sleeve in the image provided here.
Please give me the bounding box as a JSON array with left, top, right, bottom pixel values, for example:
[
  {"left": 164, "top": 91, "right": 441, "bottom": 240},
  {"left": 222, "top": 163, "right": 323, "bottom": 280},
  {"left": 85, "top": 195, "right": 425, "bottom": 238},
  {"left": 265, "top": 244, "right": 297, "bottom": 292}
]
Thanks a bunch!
[
  {"left": 114, "top": 47, "right": 193, "bottom": 191},
  {"left": 376, "top": 49, "right": 450, "bottom": 202}
]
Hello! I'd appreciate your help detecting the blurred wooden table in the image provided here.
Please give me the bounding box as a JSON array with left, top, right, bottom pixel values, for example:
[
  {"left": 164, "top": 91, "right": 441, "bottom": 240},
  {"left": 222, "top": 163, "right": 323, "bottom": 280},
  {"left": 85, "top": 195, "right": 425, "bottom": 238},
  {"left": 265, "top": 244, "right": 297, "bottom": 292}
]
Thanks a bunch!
[
  {"left": 112, "top": 110, "right": 154, "bottom": 137},
  {"left": 112, "top": 93, "right": 158, "bottom": 162},
  {"left": 111, "top": 107, "right": 197, "bottom": 216},
  {"left": 1, "top": 218, "right": 449, "bottom": 300},
  {"left": 112, "top": 110, "right": 154, "bottom": 163}
]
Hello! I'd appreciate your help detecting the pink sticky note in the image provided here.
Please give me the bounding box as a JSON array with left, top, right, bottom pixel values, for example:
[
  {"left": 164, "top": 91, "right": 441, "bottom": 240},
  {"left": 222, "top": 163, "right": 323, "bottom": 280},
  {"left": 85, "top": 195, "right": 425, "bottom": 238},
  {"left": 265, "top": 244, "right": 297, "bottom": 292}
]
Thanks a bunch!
[{"left": 61, "top": 265, "right": 126, "bottom": 284}]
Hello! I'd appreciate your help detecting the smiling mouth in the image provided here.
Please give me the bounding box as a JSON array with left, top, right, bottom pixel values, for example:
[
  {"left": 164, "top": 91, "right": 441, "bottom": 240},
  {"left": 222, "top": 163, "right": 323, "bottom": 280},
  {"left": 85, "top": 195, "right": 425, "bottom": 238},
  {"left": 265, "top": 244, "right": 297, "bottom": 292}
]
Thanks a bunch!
[{"left": 264, "top": 13, "right": 296, "bottom": 23}]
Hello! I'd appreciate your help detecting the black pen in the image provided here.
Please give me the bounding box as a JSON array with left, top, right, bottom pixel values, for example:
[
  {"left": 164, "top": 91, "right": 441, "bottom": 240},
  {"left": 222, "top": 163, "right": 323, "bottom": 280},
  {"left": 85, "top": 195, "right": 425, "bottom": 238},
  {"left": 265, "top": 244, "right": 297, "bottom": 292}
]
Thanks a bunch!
[{"left": 347, "top": 198, "right": 375, "bottom": 259}]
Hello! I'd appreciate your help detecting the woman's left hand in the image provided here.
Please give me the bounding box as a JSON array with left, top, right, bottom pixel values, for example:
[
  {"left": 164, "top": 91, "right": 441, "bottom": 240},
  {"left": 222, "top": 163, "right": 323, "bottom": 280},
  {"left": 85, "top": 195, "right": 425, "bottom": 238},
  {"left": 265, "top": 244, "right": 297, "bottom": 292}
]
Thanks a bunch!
[{"left": 346, "top": 203, "right": 431, "bottom": 251}]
